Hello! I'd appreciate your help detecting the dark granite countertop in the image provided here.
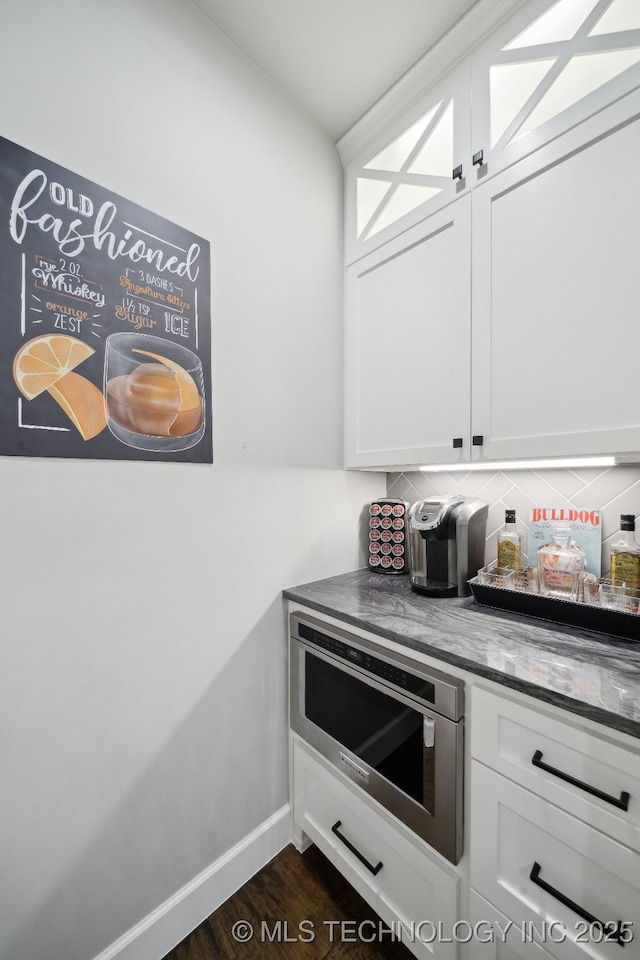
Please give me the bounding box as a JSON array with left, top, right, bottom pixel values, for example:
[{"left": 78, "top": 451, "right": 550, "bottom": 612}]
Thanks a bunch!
[{"left": 284, "top": 569, "right": 640, "bottom": 741}]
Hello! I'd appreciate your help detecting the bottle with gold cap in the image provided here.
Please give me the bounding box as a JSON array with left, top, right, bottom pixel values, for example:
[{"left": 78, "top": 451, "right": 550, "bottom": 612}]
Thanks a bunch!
[
  {"left": 610, "top": 514, "right": 640, "bottom": 591},
  {"left": 497, "top": 509, "right": 522, "bottom": 571}
]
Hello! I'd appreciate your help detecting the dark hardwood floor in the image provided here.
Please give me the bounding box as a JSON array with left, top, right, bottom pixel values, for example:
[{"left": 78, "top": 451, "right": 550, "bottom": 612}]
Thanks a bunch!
[{"left": 163, "top": 844, "right": 414, "bottom": 960}]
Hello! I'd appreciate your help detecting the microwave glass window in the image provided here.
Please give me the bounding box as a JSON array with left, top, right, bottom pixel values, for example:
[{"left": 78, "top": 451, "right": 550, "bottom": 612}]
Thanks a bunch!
[{"left": 304, "top": 651, "right": 434, "bottom": 813}]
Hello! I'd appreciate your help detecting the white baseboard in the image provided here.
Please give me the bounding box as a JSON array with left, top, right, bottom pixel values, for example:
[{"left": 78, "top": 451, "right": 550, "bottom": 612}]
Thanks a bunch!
[{"left": 92, "top": 803, "right": 291, "bottom": 960}]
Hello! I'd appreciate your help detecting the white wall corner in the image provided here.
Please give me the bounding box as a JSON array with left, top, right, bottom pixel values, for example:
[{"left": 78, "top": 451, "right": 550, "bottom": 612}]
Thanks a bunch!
[{"left": 92, "top": 804, "right": 291, "bottom": 960}]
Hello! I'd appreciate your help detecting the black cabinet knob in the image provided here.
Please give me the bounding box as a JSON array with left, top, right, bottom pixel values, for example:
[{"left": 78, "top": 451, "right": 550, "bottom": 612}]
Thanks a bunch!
[
  {"left": 472, "top": 435, "right": 484, "bottom": 446},
  {"left": 473, "top": 149, "right": 484, "bottom": 167},
  {"left": 453, "top": 438, "right": 463, "bottom": 448},
  {"left": 452, "top": 164, "right": 463, "bottom": 181}
]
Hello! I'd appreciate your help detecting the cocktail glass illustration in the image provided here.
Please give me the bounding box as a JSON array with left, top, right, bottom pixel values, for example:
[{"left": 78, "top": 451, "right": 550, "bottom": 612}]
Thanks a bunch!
[{"left": 104, "top": 332, "right": 205, "bottom": 452}]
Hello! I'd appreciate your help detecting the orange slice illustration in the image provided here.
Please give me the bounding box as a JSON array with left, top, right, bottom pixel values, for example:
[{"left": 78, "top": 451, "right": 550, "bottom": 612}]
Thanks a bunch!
[
  {"left": 13, "top": 334, "right": 106, "bottom": 440},
  {"left": 13, "top": 334, "right": 94, "bottom": 399},
  {"left": 47, "top": 372, "right": 107, "bottom": 441}
]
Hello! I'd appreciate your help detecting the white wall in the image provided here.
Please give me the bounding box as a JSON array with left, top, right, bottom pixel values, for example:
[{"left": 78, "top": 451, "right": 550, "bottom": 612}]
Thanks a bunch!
[{"left": 0, "top": 3, "right": 384, "bottom": 959}]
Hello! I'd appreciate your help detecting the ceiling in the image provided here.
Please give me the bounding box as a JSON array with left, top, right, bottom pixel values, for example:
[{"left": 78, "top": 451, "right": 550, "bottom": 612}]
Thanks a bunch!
[{"left": 190, "top": 0, "right": 482, "bottom": 141}]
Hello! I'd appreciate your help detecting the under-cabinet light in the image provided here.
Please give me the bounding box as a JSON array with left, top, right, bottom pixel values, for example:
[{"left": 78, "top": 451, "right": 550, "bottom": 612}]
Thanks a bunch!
[{"left": 419, "top": 456, "right": 617, "bottom": 473}]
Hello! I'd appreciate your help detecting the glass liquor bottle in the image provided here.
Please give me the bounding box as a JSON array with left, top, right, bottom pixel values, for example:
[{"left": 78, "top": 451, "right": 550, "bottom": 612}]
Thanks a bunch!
[
  {"left": 497, "top": 509, "right": 522, "bottom": 571},
  {"left": 610, "top": 514, "right": 640, "bottom": 591},
  {"left": 537, "top": 523, "right": 584, "bottom": 600}
]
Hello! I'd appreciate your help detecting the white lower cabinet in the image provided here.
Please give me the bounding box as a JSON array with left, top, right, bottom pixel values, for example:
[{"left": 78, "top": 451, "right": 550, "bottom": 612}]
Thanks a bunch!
[
  {"left": 291, "top": 734, "right": 460, "bottom": 960},
  {"left": 470, "top": 686, "right": 640, "bottom": 851},
  {"left": 288, "top": 610, "right": 640, "bottom": 960},
  {"left": 470, "top": 762, "right": 640, "bottom": 960},
  {"left": 467, "top": 889, "right": 556, "bottom": 960},
  {"left": 469, "top": 685, "right": 640, "bottom": 960}
]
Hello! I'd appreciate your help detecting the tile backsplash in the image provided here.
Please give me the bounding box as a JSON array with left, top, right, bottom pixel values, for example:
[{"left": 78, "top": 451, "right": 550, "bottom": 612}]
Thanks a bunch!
[{"left": 387, "top": 465, "right": 640, "bottom": 573}]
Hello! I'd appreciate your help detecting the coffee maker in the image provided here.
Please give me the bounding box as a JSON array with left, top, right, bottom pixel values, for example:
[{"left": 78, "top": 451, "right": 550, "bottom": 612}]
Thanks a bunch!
[{"left": 408, "top": 496, "right": 488, "bottom": 597}]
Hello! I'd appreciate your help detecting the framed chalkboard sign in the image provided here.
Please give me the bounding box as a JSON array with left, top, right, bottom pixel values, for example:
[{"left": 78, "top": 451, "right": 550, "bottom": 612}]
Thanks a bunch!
[{"left": 0, "top": 135, "right": 212, "bottom": 463}]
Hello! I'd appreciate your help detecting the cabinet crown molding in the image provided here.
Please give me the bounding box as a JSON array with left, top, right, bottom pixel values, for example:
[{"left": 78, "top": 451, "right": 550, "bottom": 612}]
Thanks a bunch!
[{"left": 337, "top": 0, "right": 525, "bottom": 165}]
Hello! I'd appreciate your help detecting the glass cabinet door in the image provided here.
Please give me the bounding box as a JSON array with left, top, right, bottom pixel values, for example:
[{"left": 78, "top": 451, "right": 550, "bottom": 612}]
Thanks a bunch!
[
  {"left": 344, "top": 61, "right": 470, "bottom": 265},
  {"left": 471, "top": 0, "right": 640, "bottom": 182}
]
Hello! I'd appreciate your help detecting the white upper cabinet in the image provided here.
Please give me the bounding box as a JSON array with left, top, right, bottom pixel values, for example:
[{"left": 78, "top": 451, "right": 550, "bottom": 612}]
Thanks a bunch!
[
  {"left": 342, "top": 0, "right": 640, "bottom": 469},
  {"left": 471, "top": 0, "right": 640, "bottom": 182},
  {"left": 345, "top": 197, "right": 471, "bottom": 469},
  {"left": 471, "top": 89, "right": 640, "bottom": 461},
  {"left": 344, "top": 62, "right": 470, "bottom": 266}
]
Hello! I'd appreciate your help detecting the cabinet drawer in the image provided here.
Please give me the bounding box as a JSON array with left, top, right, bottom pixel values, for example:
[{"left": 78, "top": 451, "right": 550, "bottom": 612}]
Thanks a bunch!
[
  {"left": 292, "top": 737, "right": 459, "bottom": 960},
  {"left": 470, "top": 686, "right": 640, "bottom": 851},
  {"left": 466, "top": 889, "right": 555, "bottom": 960},
  {"left": 470, "top": 763, "right": 640, "bottom": 960}
]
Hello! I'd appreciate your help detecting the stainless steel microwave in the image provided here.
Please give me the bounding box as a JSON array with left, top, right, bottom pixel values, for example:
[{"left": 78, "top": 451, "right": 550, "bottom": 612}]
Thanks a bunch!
[{"left": 289, "top": 612, "right": 465, "bottom": 864}]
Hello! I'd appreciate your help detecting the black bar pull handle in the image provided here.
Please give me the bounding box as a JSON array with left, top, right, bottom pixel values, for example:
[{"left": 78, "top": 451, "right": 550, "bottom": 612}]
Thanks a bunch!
[
  {"left": 532, "top": 750, "right": 630, "bottom": 811},
  {"left": 529, "top": 863, "right": 625, "bottom": 946},
  {"left": 332, "top": 821, "right": 383, "bottom": 876}
]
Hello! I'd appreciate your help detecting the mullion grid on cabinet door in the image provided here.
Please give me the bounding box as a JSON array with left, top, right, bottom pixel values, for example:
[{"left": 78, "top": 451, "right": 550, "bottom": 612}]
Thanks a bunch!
[
  {"left": 471, "top": 0, "right": 640, "bottom": 182},
  {"left": 356, "top": 99, "right": 452, "bottom": 243},
  {"left": 345, "top": 62, "right": 470, "bottom": 266}
]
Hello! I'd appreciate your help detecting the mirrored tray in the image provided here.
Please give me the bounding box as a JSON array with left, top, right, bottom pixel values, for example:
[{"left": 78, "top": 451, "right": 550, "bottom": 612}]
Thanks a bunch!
[{"left": 468, "top": 577, "right": 640, "bottom": 642}]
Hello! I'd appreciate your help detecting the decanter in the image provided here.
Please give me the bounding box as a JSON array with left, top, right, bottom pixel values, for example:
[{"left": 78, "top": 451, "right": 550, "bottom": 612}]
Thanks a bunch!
[{"left": 537, "top": 523, "right": 585, "bottom": 600}]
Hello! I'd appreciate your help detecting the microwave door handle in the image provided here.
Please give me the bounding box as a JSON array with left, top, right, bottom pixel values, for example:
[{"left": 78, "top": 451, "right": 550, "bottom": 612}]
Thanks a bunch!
[{"left": 423, "top": 716, "right": 435, "bottom": 748}]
